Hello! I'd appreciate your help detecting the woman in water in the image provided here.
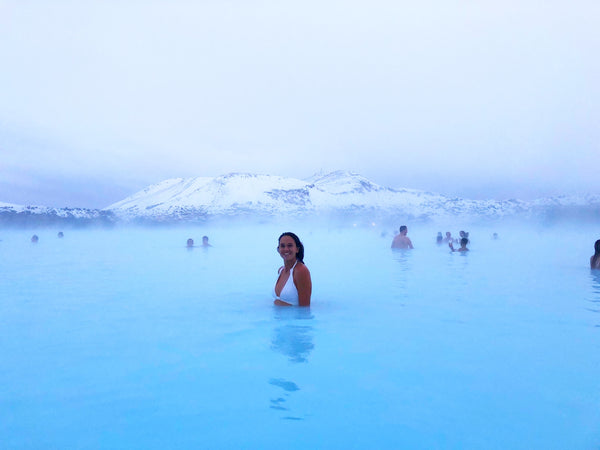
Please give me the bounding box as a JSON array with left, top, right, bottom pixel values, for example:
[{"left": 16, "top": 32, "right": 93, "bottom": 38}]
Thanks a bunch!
[
  {"left": 274, "top": 232, "right": 312, "bottom": 306},
  {"left": 591, "top": 240, "right": 600, "bottom": 270}
]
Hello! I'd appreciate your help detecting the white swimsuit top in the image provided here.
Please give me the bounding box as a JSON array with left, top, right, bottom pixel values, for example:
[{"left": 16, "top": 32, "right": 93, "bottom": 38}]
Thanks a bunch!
[{"left": 273, "top": 261, "right": 299, "bottom": 306}]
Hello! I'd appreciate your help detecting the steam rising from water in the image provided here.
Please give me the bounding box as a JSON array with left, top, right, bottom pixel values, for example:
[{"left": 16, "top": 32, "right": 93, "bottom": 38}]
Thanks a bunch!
[{"left": 1, "top": 221, "right": 599, "bottom": 447}]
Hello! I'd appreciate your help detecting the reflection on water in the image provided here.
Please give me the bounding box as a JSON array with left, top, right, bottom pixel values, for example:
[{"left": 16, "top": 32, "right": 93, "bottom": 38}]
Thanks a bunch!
[
  {"left": 588, "top": 271, "right": 600, "bottom": 324},
  {"left": 390, "top": 249, "right": 414, "bottom": 301},
  {"left": 391, "top": 248, "right": 412, "bottom": 272},
  {"left": 590, "top": 270, "right": 600, "bottom": 294},
  {"left": 271, "top": 310, "right": 315, "bottom": 363},
  {"left": 269, "top": 378, "right": 300, "bottom": 391},
  {"left": 268, "top": 307, "right": 314, "bottom": 420}
]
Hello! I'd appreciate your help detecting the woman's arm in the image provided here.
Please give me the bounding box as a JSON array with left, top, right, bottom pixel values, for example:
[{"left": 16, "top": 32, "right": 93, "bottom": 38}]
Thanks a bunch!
[
  {"left": 294, "top": 264, "right": 312, "bottom": 306},
  {"left": 274, "top": 299, "right": 293, "bottom": 306}
]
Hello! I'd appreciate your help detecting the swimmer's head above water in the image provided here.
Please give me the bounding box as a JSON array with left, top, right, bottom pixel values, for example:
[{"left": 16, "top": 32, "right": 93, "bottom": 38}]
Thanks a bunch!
[{"left": 278, "top": 232, "right": 304, "bottom": 263}]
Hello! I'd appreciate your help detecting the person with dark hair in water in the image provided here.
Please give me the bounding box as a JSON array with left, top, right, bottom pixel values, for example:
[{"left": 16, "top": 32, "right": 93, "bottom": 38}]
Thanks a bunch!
[
  {"left": 273, "top": 232, "right": 312, "bottom": 307},
  {"left": 436, "top": 232, "right": 443, "bottom": 245},
  {"left": 450, "top": 238, "right": 469, "bottom": 252},
  {"left": 31, "top": 235, "right": 39, "bottom": 243},
  {"left": 391, "top": 225, "right": 414, "bottom": 249},
  {"left": 591, "top": 240, "right": 600, "bottom": 270},
  {"left": 186, "top": 238, "right": 194, "bottom": 248},
  {"left": 202, "top": 236, "right": 212, "bottom": 247}
]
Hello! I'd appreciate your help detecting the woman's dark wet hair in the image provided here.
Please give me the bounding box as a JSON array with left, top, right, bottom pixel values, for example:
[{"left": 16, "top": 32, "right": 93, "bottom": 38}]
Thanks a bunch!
[
  {"left": 279, "top": 232, "right": 305, "bottom": 263},
  {"left": 461, "top": 237, "right": 469, "bottom": 247}
]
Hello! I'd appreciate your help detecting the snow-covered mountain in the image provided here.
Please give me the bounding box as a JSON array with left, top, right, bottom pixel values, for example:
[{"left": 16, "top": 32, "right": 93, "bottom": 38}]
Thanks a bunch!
[
  {"left": 0, "top": 202, "right": 116, "bottom": 227},
  {"left": 3, "top": 171, "right": 598, "bottom": 226},
  {"left": 105, "top": 170, "right": 599, "bottom": 223}
]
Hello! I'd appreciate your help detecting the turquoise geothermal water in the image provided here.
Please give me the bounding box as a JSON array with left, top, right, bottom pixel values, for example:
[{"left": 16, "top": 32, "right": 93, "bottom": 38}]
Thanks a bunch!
[{"left": 1, "top": 223, "right": 599, "bottom": 448}]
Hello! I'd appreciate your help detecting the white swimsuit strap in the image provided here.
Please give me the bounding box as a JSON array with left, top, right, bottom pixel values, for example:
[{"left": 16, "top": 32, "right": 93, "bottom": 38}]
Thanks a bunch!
[{"left": 280, "top": 260, "right": 298, "bottom": 275}]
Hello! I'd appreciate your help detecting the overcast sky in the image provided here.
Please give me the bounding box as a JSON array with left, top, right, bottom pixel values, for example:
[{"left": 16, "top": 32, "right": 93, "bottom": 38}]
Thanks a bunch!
[{"left": 0, "top": 0, "right": 598, "bottom": 208}]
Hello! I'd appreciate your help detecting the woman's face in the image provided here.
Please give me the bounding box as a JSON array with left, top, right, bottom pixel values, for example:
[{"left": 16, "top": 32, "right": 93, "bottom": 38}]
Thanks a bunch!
[{"left": 278, "top": 235, "right": 298, "bottom": 262}]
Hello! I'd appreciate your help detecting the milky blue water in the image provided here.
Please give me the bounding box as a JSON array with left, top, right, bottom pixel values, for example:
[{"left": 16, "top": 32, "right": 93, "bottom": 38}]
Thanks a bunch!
[{"left": 1, "top": 223, "right": 599, "bottom": 448}]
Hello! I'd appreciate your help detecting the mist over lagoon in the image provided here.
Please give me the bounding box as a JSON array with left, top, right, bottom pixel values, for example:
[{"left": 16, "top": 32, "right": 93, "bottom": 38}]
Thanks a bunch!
[{"left": 2, "top": 220, "right": 600, "bottom": 447}]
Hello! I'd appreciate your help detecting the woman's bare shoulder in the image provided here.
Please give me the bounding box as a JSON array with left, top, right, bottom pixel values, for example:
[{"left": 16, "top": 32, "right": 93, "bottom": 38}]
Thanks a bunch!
[{"left": 295, "top": 263, "right": 311, "bottom": 276}]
